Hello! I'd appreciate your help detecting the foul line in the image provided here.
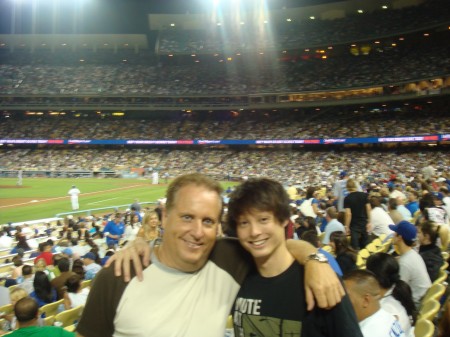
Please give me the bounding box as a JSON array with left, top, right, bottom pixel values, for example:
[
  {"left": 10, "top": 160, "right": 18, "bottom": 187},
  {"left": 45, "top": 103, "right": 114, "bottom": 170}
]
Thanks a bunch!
[{"left": 0, "top": 184, "right": 145, "bottom": 209}]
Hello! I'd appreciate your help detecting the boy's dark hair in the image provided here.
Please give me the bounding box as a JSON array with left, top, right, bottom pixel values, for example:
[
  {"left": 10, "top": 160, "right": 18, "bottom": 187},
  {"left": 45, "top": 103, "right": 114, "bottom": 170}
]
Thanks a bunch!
[
  {"left": 227, "top": 178, "right": 290, "bottom": 230},
  {"left": 57, "top": 257, "right": 70, "bottom": 272},
  {"left": 22, "top": 265, "right": 33, "bottom": 276},
  {"left": 301, "top": 230, "right": 320, "bottom": 248},
  {"left": 65, "top": 274, "right": 82, "bottom": 293}
]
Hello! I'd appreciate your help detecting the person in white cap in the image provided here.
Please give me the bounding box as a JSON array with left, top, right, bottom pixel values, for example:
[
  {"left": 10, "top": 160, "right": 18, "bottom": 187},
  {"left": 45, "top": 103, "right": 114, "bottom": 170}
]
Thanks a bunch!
[{"left": 68, "top": 185, "right": 81, "bottom": 210}]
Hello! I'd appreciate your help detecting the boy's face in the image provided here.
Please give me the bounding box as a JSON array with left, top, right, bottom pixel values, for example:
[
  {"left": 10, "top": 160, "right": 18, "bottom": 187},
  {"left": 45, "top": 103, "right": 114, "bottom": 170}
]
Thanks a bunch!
[{"left": 235, "top": 208, "right": 287, "bottom": 261}]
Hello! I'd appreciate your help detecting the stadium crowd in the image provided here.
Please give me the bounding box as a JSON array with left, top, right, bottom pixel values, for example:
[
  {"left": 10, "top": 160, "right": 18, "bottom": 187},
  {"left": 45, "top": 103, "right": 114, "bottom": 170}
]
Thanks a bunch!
[
  {"left": 158, "top": 0, "right": 450, "bottom": 53},
  {"left": 0, "top": 40, "right": 449, "bottom": 95},
  {"left": 1, "top": 108, "right": 449, "bottom": 140}
]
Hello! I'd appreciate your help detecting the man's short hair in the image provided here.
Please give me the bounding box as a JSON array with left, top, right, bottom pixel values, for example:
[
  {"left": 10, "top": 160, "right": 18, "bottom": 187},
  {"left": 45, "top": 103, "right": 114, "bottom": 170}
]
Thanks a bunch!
[
  {"left": 22, "top": 265, "right": 33, "bottom": 276},
  {"left": 343, "top": 269, "right": 381, "bottom": 298},
  {"left": 326, "top": 206, "right": 338, "bottom": 219},
  {"left": 227, "top": 178, "right": 290, "bottom": 230},
  {"left": 58, "top": 257, "right": 70, "bottom": 272},
  {"left": 165, "top": 173, "right": 223, "bottom": 213},
  {"left": 14, "top": 297, "right": 39, "bottom": 323},
  {"left": 346, "top": 179, "right": 357, "bottom": 191},
  {"left": 388, "top": 198, "right": 398, "bottom": 210}
]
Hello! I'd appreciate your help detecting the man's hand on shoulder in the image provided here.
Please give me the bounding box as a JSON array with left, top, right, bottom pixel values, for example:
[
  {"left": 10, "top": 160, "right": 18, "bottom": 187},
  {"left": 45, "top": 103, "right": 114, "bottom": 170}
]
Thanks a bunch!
[{"left": 304, "top": 259, "right": 345, "bottom": 311}]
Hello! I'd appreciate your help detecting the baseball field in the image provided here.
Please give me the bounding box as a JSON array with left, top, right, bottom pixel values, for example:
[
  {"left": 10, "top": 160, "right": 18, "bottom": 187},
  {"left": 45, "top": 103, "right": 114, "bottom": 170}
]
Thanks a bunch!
[{"left": 0, "top": 177, "right": 237, "bottom": 224}]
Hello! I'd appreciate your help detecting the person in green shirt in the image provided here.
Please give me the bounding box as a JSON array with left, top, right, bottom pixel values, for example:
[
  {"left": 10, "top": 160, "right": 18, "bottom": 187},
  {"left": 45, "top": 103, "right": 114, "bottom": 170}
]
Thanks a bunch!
[{"left": 7, "top": 297, "right": 74, "bottom": 337}]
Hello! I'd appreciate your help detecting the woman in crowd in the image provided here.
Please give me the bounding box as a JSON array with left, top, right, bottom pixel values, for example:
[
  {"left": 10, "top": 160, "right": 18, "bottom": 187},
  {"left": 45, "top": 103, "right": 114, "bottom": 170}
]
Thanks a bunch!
[
  {"left": 137, "top": 211, "right": 160, "bottom": 241},
  {"left": 10, "top": 256, "right": 24, "bottom": 280},
  {"left": 417, "top": 221, "right": 444, "bottom": 282},
  {"left": 329, "top": 231, "right": 357, "bottom": 275},
  {"left": 10, "top": 236, "right": 31, "bottom": 254},
  {"left": 30, "top": 271, "right": 57, "bottom": 307},
  {"left": 63, "top": 275, "right": 90, "bottom": 310},
  {"left": 366, "top": 252, "right": 417, "bottom": 335},
  {"left": 124, "top": 214, "right": 141, "bottom": 243}
]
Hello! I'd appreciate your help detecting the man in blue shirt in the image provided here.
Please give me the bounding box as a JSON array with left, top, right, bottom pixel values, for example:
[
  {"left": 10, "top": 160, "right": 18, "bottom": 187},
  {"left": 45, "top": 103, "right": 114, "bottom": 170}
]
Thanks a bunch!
[{"left": 103, "top": 213, "right": 125, "bottom": 247}]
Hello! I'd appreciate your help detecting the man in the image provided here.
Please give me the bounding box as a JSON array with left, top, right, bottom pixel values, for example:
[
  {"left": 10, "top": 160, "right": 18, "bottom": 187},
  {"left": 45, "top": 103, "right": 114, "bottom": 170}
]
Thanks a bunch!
[
  {"left": 33, "top": 242, "right": 53, "bottom": 266},
  {"left": 322, "top": 206, "right": 345, "bottom": 245},
  {"left": 0, "top": 230, "right": 13, "bottom": 249},
  {"left": 17, "top": 168, "right": 23, "bottom": 186},
  {"left": 405, "top": 190, "right": 420, "bottom": 217},
  {"left": 103, "top": 213, "right": 125, "bottom": 247},
  {"left": 389, "top": 220, "right": 431, "bottom": 307},
  {"left": 82, "top": 252, "right": 101, "bottom": 280},
  {"left": 228, "top": 178, "right": 362, "bottom": 337},
  {"left": 333, "top": 170, "right": 350, "bottom": 223},
  {"left": 18, "top": 265, "right": 34, "bottom": 294},
  {"left": 343, "top": 270, "right": 405, "bottom": 337},
  {"left": 68, "top": 185, "right": 81, "bottom": 211},
  {"left": 77, "top": 173, "right": 344, "bottom": 337},
  {"left": 7, "top": 297, "right": 74, "bottom": 337},
  {"left": 129, "top": 198, "right": 141, "bottom": 213},
  {"left": 344, "top": 179, "right": 371, "bottom": 250},
  {"left": 51, "top": 258, "right": 76, "bottom": 299}
]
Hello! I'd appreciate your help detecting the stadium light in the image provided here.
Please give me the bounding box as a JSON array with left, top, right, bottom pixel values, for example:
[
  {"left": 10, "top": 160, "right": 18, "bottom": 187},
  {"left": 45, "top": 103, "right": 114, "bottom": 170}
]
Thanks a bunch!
[
  {"left": 357, "top": 9, "right": 363, "bottom": 14},
  {"left": 309, "top": 16, "right": 315, "bottom": 20}
]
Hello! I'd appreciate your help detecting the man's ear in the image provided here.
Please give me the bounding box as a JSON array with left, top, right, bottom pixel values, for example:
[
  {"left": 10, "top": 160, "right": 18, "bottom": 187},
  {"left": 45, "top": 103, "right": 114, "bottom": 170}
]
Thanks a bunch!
[{"left": 362, "top": 294, "right": 371, "bottom": 308}]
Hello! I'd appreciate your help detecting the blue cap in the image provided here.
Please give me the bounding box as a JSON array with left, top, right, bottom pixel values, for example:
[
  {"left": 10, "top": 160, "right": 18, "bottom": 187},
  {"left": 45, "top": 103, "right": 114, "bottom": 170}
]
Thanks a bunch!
[
  {"left": 389, "top": 221, "right": 417, "bottom": 241},
  {"left": 432, "top": 192, "right": 444, "bottom": 201},
  {"left": 339, "top": 171, "right": 348, "bottom": 178},
  {"left": 62, "top": 248, "right": 73, "bottom": 256},
  {"left": 82, "top": 252, "right": 96, "bottom": 260}
]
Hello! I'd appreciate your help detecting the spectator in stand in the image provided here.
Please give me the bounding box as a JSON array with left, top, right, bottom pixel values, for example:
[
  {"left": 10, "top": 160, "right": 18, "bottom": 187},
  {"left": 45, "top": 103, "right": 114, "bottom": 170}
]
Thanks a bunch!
[
  {"left": 71, "top": 259, "right": 85, "bottom": 280},
  {"left": 18, "top": 265, "right": 34, "bottom": 294},
  {"left": 344, "top": 179, "right": 371, "bottom": 250},
  {"left": 103, "top": 213, "right": 125, "bottom": 248},
  {"left": 343, "top": 270, "right": 405, "bottom": 337},
  {"left": 50, "top": 258, "right": 76, "bottom": 300},
  {"left": 33, "top": 242, "right": 53, "bottom": 266},
  {"left": 82, "top": 252, "right": 101, "bottom": 280},
  {"left": 388, "top": 198, "right": 404, "bottom": 225},
  {"left": 0, "top": 230, "right": 13, "bottom": 249},
  {"left": 329, "top": 231, "right": 358, "bottom": 276},
  {"left": 366, "top": 253, "right": 416, "bottom": 336},
  {"left": 137, "top": 211, "right": 160, "bottom": 242},
  {"left": 417, "top": 221, "right": 444, "bottom": 282},
  {"left": 63, "top": 275, "right": 90, "bottom": 310},
  {"left": 368, "top": 196, "right": 394, "bottom": 241},
  {"left": 7, "top": 297, "right": 74, "bottom": 337},
  {"left": 123, "top": 214, "right": 141, "bottom": 244},
  {"left": 389, "top": 221, "right": 431, "bottom": 308},
  {"left": 11, "top": 256, "right": 24, "bottom": 280},
  {"left": 322, "top": 206, "right": 345, "bottom": 245},
  {"left": 405, "top": 190, "right": 420, "bottom": 218},
  {"left": 30, "top": 271, "right": 57, "bottom": 308},
  {"left": 10, "top": 236, "right": 31, "bottom": 254}
]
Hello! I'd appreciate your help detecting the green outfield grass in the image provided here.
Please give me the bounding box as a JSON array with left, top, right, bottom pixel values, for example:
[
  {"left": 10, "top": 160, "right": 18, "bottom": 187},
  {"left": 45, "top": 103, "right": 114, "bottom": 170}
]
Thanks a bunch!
[{"left": 0, "top": 177, "right": 237, "bottom": 223}]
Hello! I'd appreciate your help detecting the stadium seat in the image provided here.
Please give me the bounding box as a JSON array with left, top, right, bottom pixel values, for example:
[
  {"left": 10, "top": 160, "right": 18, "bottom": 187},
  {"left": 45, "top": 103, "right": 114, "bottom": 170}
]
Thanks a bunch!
[
  {"left": 432, "top": 270, "right": 448, "bottom": 286},
  {"left": 418, "top": 299, "right": 440, "bottom": 321},
  {"left": 0, "top": 303, "right": 13, "bottom": 316},
  {"left": 54, "top": 305, "right": 84, "bottom": 327},
  {"left": 39, "top": 299, "right": 64, "bottom": 318},
  {"left": 414, "top": 319, "right": 434, "bottom": 337},
  {"left": 440, "top": 261, "right": 449, "bottom": 272},
  {"left": 365, "top": 242, "right": 379, "bottom": 254},
  {"left": 81, "top": 279, "right": 91, "bottom": 289},
  {"left": 64, "top": 324, "right": 76, "bottom": 332},
  {"left": 43, "top": 315, "right": 55, "bottom": 326},
  {"left": 371, "top": 238, "right": 383, "bottom": 248},
  {"left": 421, "top": 283, "right": 446, "bottom": 305}
]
